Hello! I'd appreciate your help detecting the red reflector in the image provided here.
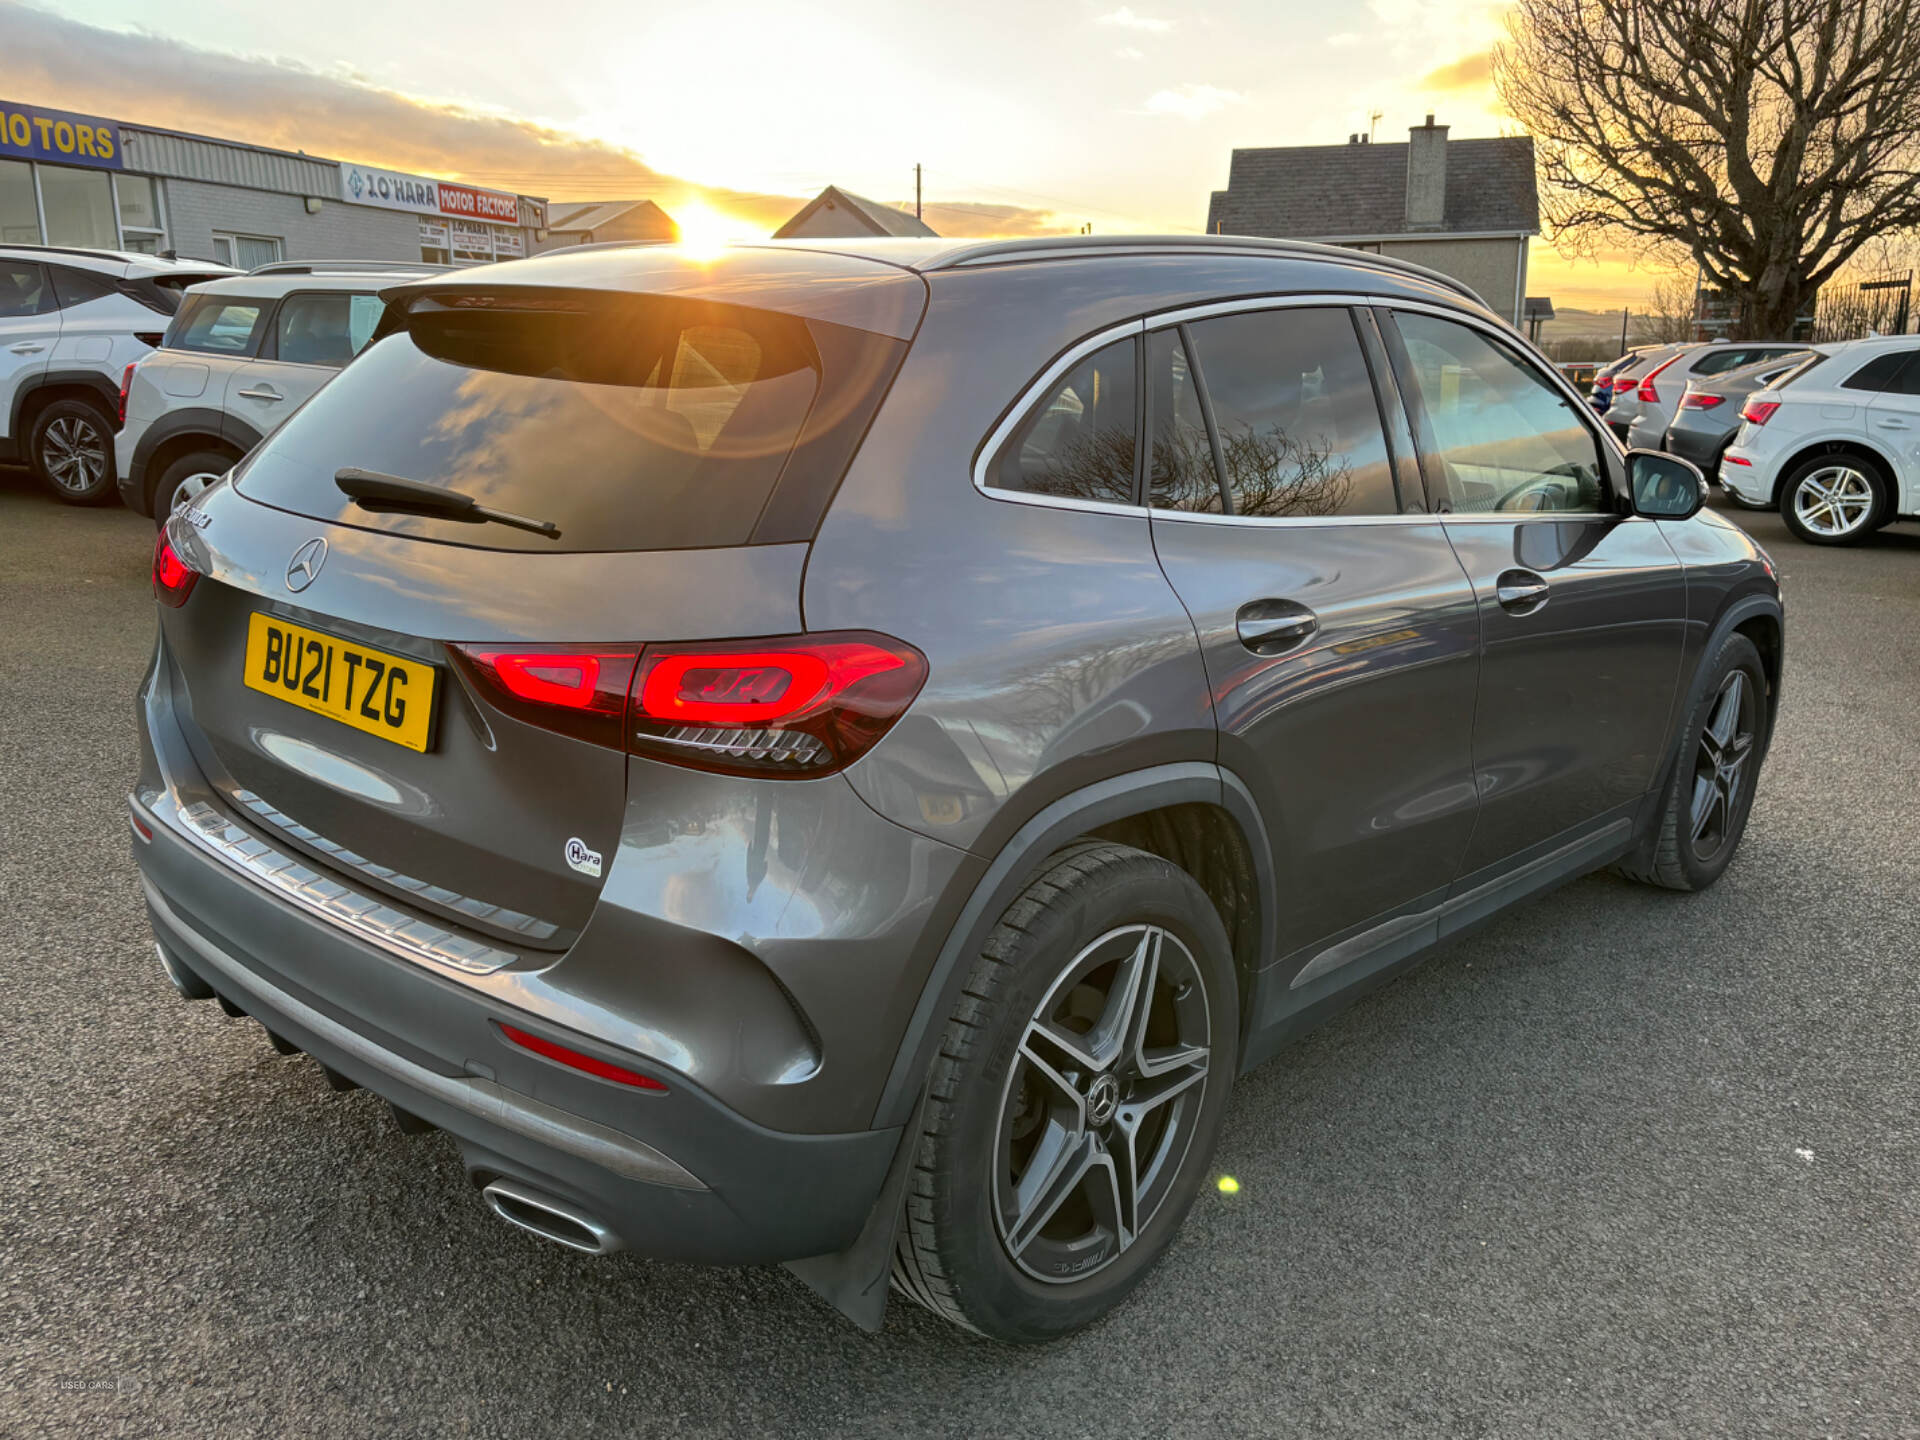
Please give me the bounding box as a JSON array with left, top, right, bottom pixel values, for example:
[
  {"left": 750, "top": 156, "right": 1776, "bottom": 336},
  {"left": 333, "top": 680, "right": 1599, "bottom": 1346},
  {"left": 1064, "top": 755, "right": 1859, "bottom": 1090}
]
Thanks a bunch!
[
  {"left": 500, "top": 1024, "right": 666, "bottom": 1091},
  {"left": 117, "top": 361, "right": 137, "bottom": 427},
  {"left": 1724, "top": 455, "right": 1753, "bottom": 466},
  {"left": 1680, "top": 393, "right": 1725, "bottom": 409},
  {"left": 152, "top": 531, "right": 198, "bottom": 608},
  {"left": 1741, "top": 400, "right": 1781, "bottom": 426},
  {"left": 129, "top": 811, "right": 153, "bottom": 842}
]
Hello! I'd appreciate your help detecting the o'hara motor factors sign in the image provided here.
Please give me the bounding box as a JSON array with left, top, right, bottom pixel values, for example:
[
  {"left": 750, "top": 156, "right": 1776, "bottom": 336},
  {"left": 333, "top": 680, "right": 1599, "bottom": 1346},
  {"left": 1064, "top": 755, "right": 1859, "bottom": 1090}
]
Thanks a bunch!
[
  {"left": 0, "top": 99, "right": 123, "bottom": 170},
  {"left": 338, "top": 161, "right": 519, "bottom": 222}
]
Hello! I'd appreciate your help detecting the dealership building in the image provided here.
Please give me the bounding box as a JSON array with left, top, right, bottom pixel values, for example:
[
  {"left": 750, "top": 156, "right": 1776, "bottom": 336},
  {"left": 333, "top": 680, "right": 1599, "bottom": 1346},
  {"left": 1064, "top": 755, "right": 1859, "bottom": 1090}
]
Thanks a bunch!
[{"left": 0, "top": 96, "right": 547, "bottom": 269}]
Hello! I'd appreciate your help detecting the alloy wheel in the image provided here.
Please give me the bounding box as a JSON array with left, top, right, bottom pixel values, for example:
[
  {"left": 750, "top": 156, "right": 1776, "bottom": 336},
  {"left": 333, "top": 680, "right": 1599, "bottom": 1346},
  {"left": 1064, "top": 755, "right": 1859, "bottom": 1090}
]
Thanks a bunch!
[
  {"left": 1791, "top": 465, "right": 1875, "bottom": 537},
  {"left": 993, "top": 923, "right": 1211, "bottom": 1285},
  {"left": 170, "top": 472, "right": 222, "bottom": 514},
  {"left": 42, "top": 414, "right": 109, "bottom": 496},
  {"left": 1689, "top": 669, "right": 1757, "bottom": 863}
]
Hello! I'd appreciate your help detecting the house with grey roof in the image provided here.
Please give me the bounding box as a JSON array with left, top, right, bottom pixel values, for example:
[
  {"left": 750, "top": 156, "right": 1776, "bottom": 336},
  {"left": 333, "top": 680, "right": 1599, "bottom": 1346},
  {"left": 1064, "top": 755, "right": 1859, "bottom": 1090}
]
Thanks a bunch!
[
  {"left": 1207, "top": 116, "right": 1538, "bottom": 324},
  {"left": 773, "top": 185, "right": 937, "bottom": 240},
  {"left": 534, "top": 199, "right": 678, "bottom": 252}
]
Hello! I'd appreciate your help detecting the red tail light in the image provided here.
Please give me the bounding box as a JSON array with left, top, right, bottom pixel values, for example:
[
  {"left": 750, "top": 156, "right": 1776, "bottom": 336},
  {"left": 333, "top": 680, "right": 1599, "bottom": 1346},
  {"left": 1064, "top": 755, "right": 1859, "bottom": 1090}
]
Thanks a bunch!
[
  {"left": 449, "top": 646, "right": 639, "bottom": 749},
  {"left": 1740, "top": 399, "right": 1781, "bottom": 426},
  {"left": 631, "top": 632, "right": 926, "bottom": 776},
  {"left": 117, "top": 361, "right": 137, "bottom": 426},
  {"left": 1679, "top": 392, "right": 1725, "bottom": 409},
  {"left": 500, "top": 1024, "right": 666, "bottom": 1091},
  {"left": 450, "top": 631, "right": 925, "bottom": 776},
  {"left": 1637, "top": 355, "right": 1681, "bottom": 403},
  {"left": 151, "top": 531, "right": 198, "bottom": 607}
]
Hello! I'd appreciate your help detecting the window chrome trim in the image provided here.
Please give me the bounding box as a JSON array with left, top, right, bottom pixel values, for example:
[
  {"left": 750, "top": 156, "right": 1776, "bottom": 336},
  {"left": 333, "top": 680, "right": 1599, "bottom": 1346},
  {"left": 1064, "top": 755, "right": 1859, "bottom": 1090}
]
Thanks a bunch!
[{"left": 973, "top": 290, "right": 1624, "bottom": 527}]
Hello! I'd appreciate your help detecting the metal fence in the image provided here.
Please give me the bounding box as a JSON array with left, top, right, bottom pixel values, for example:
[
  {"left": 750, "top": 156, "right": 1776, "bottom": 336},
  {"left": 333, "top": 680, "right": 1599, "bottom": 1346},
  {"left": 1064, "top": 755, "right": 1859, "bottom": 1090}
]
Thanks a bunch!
[{"left": 1810, "top": 271, "right": 1914, "bottom": 343}]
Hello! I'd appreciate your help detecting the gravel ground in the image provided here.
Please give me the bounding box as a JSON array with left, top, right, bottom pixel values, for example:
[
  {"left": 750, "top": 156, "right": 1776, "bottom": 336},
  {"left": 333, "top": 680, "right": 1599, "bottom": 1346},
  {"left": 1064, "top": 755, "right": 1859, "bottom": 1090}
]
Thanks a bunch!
[{"left": 2, "top": 472, "right": 1916, "bottom": 1439}]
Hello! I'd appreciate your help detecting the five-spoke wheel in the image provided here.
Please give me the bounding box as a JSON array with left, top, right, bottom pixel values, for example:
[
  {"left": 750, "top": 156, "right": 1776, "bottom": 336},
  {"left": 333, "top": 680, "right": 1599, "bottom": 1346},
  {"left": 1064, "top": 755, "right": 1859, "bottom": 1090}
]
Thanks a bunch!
[{"left": 1780, "top": 456, "right": 1885, "bottom": 545}]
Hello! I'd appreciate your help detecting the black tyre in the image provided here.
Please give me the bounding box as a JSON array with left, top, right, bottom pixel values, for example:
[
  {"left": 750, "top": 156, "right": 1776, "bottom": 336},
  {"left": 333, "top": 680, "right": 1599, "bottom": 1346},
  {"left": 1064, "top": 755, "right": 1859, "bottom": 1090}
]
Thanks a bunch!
[
  {"left": 893, "top": 841, "right": 1238, "bottom": 1342},
  {"left": 1619, "top": 632, "right": 1769, "bottom": 892},
  {"left": 152, "top": 449, "right": 235, "bottom": 525},
  {"left": 28, "top": 398, "right": 117, "bottom": 505},
  {"left": 1778, "top": 452, "right": 1887, "bottom": 545}
]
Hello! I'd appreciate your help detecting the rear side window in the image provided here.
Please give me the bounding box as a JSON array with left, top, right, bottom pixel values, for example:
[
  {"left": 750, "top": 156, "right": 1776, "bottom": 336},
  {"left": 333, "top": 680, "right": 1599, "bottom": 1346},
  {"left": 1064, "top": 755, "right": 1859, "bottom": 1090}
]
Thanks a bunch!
[
  {"left": 1180, "top": 307, "right": 1398, "bottom": 518},
  {"left": 0, "top": 261, "right": 45, "bottom": 317},
  {"left": 1839, "top": 351, "right": 1913, "bottom": 392},
  {"left": 275, "top": 292, "right": 386, "bottom": 367},
  {"left": 235, "top": 291, "right": 896, "bottom": 553},
  {"left": 992, "top": 337, "right": 1136, "bottom": 505},
  {"left": 171, "top": 297, "right": 266, "bottom": 355},
  {"left": 50, "top": 267, "right": 118, "bottom": 309},
  {"left": 1147, "top": 328, "right": 1221, "bottom": 512}
]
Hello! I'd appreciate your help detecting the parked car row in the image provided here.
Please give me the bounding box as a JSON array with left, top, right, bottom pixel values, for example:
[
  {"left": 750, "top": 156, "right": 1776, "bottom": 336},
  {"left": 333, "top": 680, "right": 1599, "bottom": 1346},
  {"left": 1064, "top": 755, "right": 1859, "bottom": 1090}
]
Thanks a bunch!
[{"left": 0, "top": 245, "right": 236, "bottom": 502}]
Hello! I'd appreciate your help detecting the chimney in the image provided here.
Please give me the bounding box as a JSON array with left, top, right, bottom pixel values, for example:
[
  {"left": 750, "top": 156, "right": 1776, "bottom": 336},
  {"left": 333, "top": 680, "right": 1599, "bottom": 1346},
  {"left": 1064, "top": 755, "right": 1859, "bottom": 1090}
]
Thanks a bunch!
[
  {"left": 1406, "top": 113, "right": 1448, "bottom": 231},
  {"left": 1348, "top": 133, "right": 1360, "bottom": 144}
]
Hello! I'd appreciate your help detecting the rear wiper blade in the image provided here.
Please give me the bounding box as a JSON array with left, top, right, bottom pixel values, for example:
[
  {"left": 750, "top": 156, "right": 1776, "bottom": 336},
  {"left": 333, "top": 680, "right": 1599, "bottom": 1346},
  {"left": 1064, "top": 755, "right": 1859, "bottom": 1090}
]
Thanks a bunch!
[{"left": 334, "top": 468, "right": 561, "bottom": 539}]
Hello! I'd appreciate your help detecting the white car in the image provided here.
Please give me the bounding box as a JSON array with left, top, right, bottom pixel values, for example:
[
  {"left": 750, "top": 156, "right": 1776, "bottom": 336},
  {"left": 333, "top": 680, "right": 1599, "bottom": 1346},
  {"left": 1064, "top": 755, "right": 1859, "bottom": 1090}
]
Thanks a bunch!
[
  {"left": 1623, "top": 340, "right": 1810, "bottom": 452},
  {"left": 0, "top": 246, "right": 235, "bottom": 503},
  {"left": 1721, "top": 334, "right": 1920, "bottom": 544},
  {"left": 117, "top": 262, "right": 441, "bottom": 521}
]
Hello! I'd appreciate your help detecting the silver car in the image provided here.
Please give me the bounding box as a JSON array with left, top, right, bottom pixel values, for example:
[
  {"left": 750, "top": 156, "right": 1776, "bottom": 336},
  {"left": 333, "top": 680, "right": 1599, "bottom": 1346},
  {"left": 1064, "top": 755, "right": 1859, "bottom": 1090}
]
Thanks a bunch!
[{"left": 1625, "top": 342, "right": 1812, "bottom": 452}]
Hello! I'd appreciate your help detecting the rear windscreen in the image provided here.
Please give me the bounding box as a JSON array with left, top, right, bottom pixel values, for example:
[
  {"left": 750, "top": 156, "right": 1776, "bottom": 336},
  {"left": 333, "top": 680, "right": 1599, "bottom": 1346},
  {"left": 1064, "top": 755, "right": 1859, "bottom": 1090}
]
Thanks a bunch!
[{"left": 235, "top": 291, "right": 888, "bottom": 552}]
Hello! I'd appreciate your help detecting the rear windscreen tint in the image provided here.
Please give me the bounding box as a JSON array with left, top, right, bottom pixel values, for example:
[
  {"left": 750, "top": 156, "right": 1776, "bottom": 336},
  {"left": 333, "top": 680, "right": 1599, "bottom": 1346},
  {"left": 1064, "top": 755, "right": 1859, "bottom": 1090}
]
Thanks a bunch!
[{"left": 235, "top": 293, "right": 879, "bottom": 552}]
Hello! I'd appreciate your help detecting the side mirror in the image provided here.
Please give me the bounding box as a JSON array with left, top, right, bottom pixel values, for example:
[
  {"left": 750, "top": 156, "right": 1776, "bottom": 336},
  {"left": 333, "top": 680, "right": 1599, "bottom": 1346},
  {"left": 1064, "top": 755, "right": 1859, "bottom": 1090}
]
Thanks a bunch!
[{"left": 1626, "top": 450, "right": 1708, "bottom": 520}]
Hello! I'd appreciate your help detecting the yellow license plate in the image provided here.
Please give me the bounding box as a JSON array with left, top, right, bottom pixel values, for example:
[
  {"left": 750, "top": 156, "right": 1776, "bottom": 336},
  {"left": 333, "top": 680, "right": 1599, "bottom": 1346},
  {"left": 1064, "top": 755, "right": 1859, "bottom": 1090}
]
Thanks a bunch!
[{"left": 243, "top": 612, "right": 438, "bottom": 752}]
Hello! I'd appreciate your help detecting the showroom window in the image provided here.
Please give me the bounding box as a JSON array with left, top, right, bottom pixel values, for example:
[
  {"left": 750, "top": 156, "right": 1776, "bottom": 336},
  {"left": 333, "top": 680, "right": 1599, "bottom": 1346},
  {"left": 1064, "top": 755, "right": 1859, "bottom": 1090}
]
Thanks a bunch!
[
  {"left": 0, "top": 160, "right": 39, "bottom": 243},
  {"left": 38, "top": 164, "right": 118, "bottom": 249},
  {"left": 419, "top": 219, "right": 450, "bottom": 265},
  {"left": 113, "top": 174, "right": 167, "bottom": 254},
  {"left": 212, "top": 232, "right": 283, "bottom": 269}
]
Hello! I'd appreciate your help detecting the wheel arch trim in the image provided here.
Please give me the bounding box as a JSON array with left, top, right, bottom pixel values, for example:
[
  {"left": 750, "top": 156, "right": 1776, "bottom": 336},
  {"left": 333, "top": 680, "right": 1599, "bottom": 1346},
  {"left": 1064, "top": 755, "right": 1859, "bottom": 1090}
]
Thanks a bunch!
[
  {"left": 1771, "top": 435, "right": 1899, "bottom": 506},
  {"left": 869, "top": 761, "right": 1275, "bottom": 1130},
  {"left": 12, "top": 369, "right": 120, "bottom": 439},
  {"left": 129, "top": 408, "right": 260, "bottom": 509},
  {"left": 1644, "top": 591, "right": 1784, "bottom": 832}
]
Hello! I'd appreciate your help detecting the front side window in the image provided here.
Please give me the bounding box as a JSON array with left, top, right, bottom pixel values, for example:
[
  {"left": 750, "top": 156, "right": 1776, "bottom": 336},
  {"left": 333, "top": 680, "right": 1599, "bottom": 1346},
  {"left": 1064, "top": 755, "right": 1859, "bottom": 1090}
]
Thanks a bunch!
[
  {"left": 275, "top": 292, "right": 385, "bottom": 368},
  {"left": 172, "top": 297, "right": 266, "bottom": 355},
  {"left": 1391, "top": 312, "right": 1607, "bottom": 514},
  {"left": 1180, "top": 307, "right": 1399, "bottom": 518},
  {"left": 1147, "top": 327, "right": 1220, "bottom": 512},
  {"left": 992, "top": 337, "right": 1137, "bottom": 506}
]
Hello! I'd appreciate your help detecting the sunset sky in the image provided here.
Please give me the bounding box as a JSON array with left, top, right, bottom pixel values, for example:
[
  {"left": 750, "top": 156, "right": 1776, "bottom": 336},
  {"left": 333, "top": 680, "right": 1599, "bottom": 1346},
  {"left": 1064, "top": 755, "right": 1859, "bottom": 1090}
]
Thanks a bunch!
[{"left": 4, "top": 0, "right": 1659, "bottom": 308}]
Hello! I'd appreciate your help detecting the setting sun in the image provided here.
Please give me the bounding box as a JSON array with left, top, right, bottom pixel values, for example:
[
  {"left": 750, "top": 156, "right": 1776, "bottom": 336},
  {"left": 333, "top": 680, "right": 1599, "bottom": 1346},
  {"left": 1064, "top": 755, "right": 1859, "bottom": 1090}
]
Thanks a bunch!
[{"left": 672, "top": 200, "right": 765, "bottom": 258}]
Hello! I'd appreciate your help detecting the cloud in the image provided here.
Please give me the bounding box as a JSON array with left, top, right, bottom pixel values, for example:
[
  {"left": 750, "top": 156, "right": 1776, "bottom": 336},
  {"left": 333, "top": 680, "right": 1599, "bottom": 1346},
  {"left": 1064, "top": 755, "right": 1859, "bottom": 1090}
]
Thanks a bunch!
[
  {"left": 906, "top": 200, "right": 1066, "bottom": 237},
  {"left": 1326, "top": 32, "right": 1366, "bottom": 47},
  {"left": 1096, "top": 7, "right": 1174, "bottom": 32},
  {"left": 1143, "top": 84, "right": 1246, "bottom": 121},
  {"left": 1419, "top": 50, "right": 1494, "bottom": 92},
  {"left": 1114, "top": 46, "right": 1146, "bottom": 60}
]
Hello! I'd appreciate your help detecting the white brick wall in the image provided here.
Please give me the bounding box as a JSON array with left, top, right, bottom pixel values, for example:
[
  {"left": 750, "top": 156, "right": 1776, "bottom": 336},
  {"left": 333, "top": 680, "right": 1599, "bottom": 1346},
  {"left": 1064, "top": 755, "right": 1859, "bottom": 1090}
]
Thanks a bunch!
[{"left": 159, "top": 179, "right": 421, "bottom": 264}]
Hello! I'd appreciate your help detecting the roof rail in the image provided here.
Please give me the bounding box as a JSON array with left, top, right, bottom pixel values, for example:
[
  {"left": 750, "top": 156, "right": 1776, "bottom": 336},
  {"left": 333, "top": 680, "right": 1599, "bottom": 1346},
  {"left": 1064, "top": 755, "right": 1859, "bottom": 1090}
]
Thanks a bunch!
[
  {"left": 248, "top": 259, "right": 453, "bottom": 276},
  {"left": 0, "top": 243, "right": 145, "bottom": 263},
  {"left": 919, "top": 233, "right": 1489, "bottom": 308}
]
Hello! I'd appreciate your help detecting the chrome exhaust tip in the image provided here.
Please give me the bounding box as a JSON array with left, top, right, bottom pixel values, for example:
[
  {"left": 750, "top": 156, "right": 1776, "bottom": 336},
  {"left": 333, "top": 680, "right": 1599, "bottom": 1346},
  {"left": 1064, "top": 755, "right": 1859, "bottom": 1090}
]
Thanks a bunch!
[{"left": 481, "top": 1179, "right": 624, "bottom": 1255}]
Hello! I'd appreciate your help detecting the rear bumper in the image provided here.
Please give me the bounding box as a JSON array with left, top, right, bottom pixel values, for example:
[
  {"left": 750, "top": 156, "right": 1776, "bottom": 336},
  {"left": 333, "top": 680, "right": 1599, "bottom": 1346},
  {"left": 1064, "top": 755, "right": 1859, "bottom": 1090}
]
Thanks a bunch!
[
  {"left": 133, "top": 797, "right": 901, "bottom": 1264},
  {"left": 1664, "top": 422, "right": 1728, "bottom": 474}
]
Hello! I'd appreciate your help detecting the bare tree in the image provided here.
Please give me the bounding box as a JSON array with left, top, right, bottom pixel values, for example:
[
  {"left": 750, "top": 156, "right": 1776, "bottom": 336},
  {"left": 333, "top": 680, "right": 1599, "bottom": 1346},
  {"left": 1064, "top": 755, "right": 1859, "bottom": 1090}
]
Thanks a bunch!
[
  {"left": 1495, "top": 0, "right": 1920, "bottom": 339},
  {"left": 1635, "top": 272, "right": 1699, "bottom": 343}
]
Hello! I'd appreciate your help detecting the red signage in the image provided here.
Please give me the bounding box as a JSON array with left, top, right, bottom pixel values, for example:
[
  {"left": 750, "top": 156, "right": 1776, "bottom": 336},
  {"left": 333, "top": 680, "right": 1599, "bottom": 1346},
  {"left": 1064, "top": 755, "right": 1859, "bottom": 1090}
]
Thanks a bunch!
[{"left": 437, "top": 183, "right": 520, "bottom": 223}]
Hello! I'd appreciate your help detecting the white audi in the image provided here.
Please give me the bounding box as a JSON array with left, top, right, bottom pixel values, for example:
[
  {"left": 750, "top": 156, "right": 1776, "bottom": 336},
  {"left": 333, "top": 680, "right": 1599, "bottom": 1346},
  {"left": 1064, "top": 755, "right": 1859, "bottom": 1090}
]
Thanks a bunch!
[{"left": 1721, "top": 334, "right": 1920, "bottom": 544}]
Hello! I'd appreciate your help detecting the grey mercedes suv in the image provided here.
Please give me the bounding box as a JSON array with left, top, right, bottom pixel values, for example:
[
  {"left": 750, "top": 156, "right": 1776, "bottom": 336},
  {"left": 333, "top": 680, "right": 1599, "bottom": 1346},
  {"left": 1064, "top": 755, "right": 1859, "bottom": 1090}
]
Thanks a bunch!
[{"left": 132, "top": 235, "right": 1783, "bottom": 1343}]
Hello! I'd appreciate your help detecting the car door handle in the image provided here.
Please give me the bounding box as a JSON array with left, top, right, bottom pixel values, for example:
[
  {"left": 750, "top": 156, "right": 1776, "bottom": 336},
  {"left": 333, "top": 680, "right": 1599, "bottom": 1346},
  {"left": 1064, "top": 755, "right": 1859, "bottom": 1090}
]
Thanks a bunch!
[
  {"left": 236, "top": 386, "right": 283, "bottom": 402},
  {"left": 1495, "top": 569, "right": 1551, "bottom": 614},
  {"left": 1235, "top": 599, "right": 1319, "bottom": 655},
  {"left": 8, "top": 341, "right": 45, "bottom": 354},
  {"left": 1874, "top": 417, "right": 1911, "bottom": 430}
]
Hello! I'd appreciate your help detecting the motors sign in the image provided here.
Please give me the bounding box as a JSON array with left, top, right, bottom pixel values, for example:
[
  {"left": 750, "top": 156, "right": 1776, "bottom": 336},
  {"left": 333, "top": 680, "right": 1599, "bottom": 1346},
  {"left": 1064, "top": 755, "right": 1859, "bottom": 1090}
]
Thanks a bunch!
[
  {"left": 0, "top": 98, "right": 123, "bottom": 171},
  {"left": 338, "top": 161, "right": 519, "bottom": 223}
]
